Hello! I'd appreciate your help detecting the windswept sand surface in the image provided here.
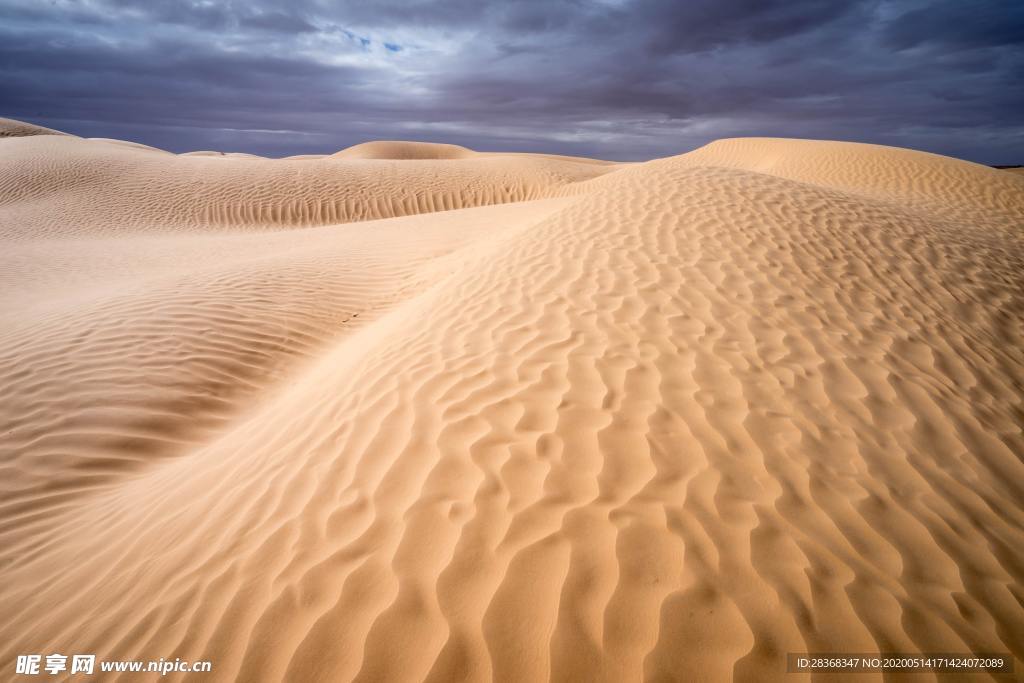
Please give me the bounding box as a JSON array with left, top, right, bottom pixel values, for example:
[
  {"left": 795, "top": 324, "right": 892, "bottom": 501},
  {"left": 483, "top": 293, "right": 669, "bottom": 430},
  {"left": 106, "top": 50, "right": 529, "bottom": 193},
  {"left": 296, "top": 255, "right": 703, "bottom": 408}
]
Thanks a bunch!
[{"left": 1, "top": 117, "right": 1023, "bottom": 681}]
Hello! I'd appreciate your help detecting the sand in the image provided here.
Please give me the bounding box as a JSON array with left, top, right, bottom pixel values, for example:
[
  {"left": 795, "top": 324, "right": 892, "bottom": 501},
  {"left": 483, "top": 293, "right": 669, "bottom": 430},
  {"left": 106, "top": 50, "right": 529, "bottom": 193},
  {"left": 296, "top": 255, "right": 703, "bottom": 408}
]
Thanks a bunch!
[{"left": 1, "top": 117, "right": 1023, "bottom": 681}]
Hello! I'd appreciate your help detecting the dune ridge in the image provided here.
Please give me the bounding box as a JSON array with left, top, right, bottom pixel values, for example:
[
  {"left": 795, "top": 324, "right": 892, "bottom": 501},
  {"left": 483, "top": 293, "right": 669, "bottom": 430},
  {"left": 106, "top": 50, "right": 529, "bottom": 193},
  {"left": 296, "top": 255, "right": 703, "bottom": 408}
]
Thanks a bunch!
[{"left": 1, "top": 122, "right": 1023, "bottom": 681}]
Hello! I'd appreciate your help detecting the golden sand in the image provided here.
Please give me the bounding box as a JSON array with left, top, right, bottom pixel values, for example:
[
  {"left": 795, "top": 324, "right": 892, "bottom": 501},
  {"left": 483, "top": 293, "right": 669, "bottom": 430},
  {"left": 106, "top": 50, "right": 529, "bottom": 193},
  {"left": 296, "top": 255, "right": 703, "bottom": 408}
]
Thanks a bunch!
[{"left": 1, "top": 117, "right": 1022, "bottom": 681}]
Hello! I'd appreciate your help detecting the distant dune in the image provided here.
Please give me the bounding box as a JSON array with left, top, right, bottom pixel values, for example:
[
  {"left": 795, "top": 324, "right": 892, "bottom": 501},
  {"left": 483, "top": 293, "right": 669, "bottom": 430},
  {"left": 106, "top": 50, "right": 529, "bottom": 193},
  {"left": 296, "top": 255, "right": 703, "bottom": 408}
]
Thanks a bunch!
[
  {"left": 1, "top": 117, "right": 1022, "bottom": 681},
  {"left": 332, "top": 140, "right": 476, "bottom": 160},
  {"left": 0, "top": 117, "right": 69, "bottom": 138}
]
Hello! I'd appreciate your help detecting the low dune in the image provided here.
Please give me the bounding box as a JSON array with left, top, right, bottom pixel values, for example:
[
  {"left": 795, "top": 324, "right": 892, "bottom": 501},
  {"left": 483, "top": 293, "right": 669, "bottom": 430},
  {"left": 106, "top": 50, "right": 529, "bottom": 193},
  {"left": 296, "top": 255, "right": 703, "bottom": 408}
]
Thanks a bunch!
[
  {"left": 332, "top": 140, "right": 476, "bottom": 160},
  {"left": 1, "top": 119, "right": 1022, "bottom": 681}
]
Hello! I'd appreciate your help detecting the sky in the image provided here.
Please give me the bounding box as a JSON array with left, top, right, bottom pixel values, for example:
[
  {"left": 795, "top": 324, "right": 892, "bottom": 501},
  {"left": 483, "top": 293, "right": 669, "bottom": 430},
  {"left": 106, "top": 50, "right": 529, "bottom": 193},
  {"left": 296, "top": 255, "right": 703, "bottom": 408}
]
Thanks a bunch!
[{"left": 1, "top": 0, "right": 1022, "bottom": 163}]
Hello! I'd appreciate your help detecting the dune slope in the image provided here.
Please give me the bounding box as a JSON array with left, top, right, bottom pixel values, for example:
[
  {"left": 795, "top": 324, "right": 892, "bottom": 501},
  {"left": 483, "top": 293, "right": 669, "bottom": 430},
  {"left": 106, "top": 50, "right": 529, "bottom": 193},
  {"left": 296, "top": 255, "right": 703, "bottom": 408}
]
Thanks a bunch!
[{"left": 1, "top": 127, "right": 1023, "bottom": 681}]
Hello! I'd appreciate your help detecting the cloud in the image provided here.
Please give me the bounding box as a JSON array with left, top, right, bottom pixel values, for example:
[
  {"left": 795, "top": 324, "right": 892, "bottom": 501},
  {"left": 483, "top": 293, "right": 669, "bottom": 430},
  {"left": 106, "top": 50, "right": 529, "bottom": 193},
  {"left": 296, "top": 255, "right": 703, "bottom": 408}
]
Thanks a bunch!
[
  {"left": 0, "top": 0, "right": 1021, "bottom": 163},
  {"left": 882, "top": 0, "right": 1024, "bottom": 50}
]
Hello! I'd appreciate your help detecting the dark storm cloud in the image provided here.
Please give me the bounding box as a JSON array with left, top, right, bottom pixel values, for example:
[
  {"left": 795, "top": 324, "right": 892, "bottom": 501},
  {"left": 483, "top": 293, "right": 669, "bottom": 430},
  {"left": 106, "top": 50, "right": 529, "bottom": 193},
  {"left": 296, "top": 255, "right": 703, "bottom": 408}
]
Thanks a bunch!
[
  {"left": 883, "top": 0, "right": 1024, "bottom": 50},
  {"left": 619, "top": 0, "right": 866, "bottom": 53},
  {"left": 1, "top": 0, "right": 1021, "bottom": 162}
]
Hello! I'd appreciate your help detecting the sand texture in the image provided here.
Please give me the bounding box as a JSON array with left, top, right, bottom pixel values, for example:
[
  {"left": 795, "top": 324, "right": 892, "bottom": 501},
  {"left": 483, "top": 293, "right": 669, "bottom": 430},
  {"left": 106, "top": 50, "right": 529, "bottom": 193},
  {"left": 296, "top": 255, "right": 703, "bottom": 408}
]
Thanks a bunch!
[{"left": 2, "top": 121, "right": 1023, "bottom": 681}]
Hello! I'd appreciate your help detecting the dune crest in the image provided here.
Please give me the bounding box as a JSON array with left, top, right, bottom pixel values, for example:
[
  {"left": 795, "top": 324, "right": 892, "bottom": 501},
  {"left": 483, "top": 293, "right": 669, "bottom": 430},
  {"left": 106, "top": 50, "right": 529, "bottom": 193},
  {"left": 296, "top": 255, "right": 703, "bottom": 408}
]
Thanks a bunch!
[{"left": 1, "top": 120, "right": 1023, "bottom": 681}]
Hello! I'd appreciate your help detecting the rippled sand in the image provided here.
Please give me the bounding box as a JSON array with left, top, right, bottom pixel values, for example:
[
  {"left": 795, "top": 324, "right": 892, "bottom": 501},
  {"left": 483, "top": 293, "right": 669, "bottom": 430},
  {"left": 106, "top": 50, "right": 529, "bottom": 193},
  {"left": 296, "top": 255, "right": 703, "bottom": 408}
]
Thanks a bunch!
[{"left": 1, "top": 117, "right": 1022, "bottom": 681}]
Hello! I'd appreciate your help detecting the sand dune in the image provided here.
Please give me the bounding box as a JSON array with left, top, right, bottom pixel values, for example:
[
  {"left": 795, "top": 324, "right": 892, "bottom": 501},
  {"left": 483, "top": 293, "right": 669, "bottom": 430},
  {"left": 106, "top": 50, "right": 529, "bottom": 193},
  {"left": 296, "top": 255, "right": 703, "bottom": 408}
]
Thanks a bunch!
[
  {"left": 0, "top": 135, "right": 609, "bottom": 241},
  {"left": 1, "top": 120, "right": 1023, "bottom": 681},
  {"left": 0, "top": 117, "right": 69, "bottom": 138},
  {"left": 332, "top": 141, "right": 476, "bottom": 160}
]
